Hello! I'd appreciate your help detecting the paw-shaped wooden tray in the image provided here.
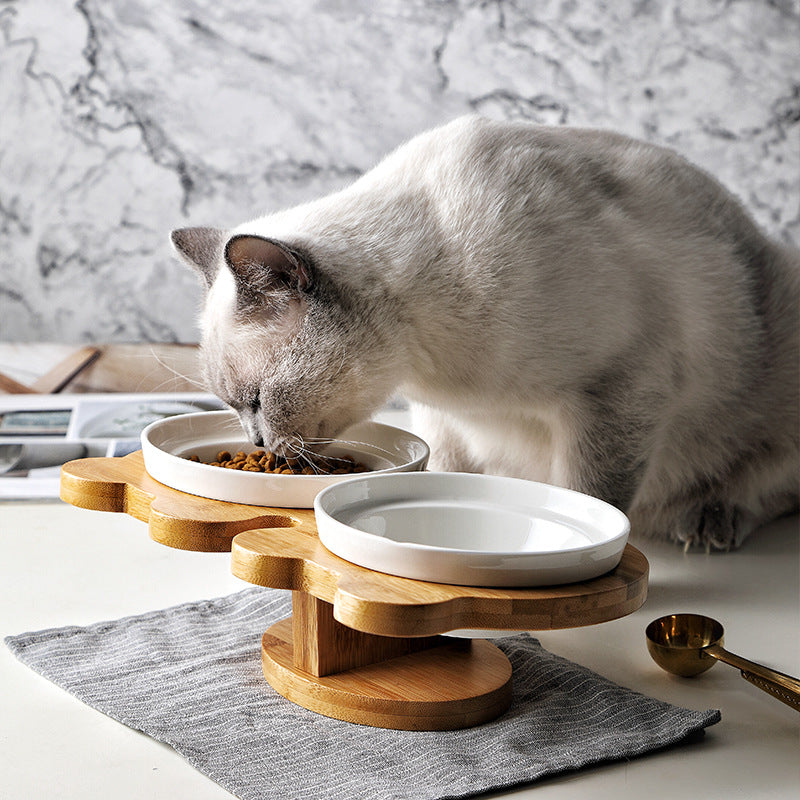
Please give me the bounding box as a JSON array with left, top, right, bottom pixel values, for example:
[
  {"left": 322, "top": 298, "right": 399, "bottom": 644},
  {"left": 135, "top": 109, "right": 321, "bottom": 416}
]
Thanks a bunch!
[{"left": 61, "top": 451, "right": 648, "bottom": 730}]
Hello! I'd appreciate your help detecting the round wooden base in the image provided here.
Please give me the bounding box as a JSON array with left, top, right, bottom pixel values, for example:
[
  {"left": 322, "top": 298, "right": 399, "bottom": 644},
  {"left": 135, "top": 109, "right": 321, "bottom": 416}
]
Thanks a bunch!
[{"left": 261, "top": 619, "right": 514, "bottom": 730}]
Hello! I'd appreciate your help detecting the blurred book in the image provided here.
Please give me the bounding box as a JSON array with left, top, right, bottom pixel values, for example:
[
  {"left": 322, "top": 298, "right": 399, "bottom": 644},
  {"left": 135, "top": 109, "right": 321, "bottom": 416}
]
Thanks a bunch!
[{"left": 0, "top": 392, "right": 225, "bottom": 500}]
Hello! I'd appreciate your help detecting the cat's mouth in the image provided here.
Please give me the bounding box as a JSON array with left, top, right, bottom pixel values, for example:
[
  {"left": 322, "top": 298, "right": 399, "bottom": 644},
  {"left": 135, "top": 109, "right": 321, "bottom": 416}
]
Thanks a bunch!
[
  {"left": 241, "top": 428, "right": 299, "bottom": 457},
  {"left": 237, "top": 411, "right": 330, "bottom": 457},
  {"left": 236, "top": 402, "right": 362, "bottom": 460}
]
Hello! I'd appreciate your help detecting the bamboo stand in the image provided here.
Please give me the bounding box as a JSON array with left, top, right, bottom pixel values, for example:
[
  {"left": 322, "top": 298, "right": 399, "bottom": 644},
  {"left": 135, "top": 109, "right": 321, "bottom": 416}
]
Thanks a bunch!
[{"left": 61, "top": 452, "right": 649, "bottom": 730}]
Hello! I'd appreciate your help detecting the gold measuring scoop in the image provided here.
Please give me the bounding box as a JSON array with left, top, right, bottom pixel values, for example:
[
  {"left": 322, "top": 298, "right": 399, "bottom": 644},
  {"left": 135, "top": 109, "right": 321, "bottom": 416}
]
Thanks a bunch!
[{"left": 645, "top": 614, "right": 800, "bottom": 711}]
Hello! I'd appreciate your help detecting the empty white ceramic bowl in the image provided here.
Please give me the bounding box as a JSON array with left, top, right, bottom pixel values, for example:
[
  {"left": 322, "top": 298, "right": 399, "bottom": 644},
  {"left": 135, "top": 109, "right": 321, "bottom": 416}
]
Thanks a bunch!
[
  {"left": 314, "top": 472, "right": 630, "bottom": 587},
  {"left": 140, "top": 410, "right": 429, "bottom": 508}
]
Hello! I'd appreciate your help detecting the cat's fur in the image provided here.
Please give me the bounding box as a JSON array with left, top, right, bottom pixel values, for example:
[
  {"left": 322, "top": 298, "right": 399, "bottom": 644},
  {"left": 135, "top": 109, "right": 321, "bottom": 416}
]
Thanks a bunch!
[{"left": 172, "top": 115, "right": 799, "bottom": 550}]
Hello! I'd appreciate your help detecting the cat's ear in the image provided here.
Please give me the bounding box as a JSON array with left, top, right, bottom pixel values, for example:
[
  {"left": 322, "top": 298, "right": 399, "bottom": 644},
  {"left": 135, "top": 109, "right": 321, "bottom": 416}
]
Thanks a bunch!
[
  {"left": 170, "top": 227, "right": 227, "bottom": 287},
  {"left": 224, "top": 235, "right": 311, "bottom": 294}
]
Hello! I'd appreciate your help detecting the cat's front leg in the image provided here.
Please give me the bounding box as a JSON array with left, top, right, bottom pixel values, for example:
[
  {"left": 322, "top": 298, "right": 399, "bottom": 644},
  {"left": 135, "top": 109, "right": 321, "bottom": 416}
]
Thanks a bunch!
[
  {"left": 630, "top": 496, "right": 756, "bottom": 552},
  {"left": 409, "top": 403, "right": 485, "bottom": 473},
  {"left": 630, "top": 448, "right": 799, "bottom": 550},
  {"left": 562, "top": 409, "right": 645, "bottom": 518},
  {"left": 679, "top": 502, "right": 754, "bottom": 552},
  {"left": 572, "top": 438, "right": 753, "bottom": 550}
]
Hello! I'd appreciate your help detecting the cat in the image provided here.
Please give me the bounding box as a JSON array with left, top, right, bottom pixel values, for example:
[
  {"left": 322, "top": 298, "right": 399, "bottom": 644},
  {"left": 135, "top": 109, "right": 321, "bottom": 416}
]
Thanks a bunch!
[{"left": 171, "top": 115, "right": 799, "bottom": 551}]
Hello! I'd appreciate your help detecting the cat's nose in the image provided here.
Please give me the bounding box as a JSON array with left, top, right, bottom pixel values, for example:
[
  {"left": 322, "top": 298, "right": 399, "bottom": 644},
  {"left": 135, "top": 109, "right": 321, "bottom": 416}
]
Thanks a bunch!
[{"left": 236, "top": 410, "right": 263, "bottom": 446}]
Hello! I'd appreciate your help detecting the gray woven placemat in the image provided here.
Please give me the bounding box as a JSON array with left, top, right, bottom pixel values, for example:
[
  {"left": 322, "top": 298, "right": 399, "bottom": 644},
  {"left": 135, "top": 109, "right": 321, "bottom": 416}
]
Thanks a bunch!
[{"left": 6, "top": 588, "right": 720, "bottom": 800}]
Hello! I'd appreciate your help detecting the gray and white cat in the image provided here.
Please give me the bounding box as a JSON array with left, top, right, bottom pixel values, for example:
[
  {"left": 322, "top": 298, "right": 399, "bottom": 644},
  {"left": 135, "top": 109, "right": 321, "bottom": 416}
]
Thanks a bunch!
[{"left": 171, "top": 116, "right": 799, "bottom": 550}]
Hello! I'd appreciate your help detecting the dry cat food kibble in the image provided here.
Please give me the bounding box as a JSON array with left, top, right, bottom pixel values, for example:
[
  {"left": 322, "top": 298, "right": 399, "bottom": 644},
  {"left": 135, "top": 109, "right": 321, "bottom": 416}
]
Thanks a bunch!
[{"left": 186, "top": 449, "right": 370, "bottom": 475}]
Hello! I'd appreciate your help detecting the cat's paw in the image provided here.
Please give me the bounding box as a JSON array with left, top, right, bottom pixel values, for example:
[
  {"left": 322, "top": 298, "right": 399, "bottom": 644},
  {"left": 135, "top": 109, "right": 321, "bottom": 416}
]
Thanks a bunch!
[{"left": 674, "top": 502, "right": 753, "bottom": 552}]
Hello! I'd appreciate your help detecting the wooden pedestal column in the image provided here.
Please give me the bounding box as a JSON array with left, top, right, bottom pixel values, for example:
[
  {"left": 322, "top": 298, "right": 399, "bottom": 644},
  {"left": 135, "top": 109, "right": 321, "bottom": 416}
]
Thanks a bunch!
[{"left": 260, "top": 592, "right": 513, "bottom": 730}]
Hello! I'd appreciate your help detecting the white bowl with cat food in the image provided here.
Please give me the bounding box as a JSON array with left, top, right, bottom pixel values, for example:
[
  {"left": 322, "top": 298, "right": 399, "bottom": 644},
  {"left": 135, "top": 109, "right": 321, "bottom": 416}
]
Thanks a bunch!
[
  {"left": 314, "top": 472, "right": 630, "bottom": 587},
  {"left": 140, "top": 410, "right": 429, "bottom": 508}
]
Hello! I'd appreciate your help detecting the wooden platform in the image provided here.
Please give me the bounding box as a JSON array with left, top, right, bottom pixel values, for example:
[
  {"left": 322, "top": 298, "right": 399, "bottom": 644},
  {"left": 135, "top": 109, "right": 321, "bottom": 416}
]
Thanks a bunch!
[{"left": 60, "top": 452, "right": 649, "bottom": 729}]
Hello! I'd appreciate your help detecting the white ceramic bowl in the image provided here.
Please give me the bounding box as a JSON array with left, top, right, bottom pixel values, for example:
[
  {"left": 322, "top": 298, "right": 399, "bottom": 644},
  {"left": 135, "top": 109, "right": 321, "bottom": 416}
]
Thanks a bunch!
[
  {"left": 314, "top": 472, "right": 630, "bottom": 587},
  {"left": 140, "top": 410, "right": 429, "bottom": 508}
]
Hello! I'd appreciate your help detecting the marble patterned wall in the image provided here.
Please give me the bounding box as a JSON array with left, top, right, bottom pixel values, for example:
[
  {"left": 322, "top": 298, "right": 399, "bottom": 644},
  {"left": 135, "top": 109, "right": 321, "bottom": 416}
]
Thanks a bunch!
[{"left": 1, "top": 0, "right": 798, "bottom": 342}]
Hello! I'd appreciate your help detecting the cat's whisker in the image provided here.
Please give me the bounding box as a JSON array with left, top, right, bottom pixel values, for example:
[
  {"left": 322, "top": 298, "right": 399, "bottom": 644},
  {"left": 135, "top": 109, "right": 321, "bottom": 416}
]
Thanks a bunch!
[
  {"left": 303, "top": 436, "right": 396, "bottom": 460},
  {"left": 282, "top": 434, "right": 365, "bottom": 474},
  {"left": 283, "top": 434, "right": 307, "bottom": 458},
  {"left": 146, "top": 346, "right": 207, "bottom": 392},
  {"left": 297, "top": 451, "right": 325, "bottom": 475},
  {"left": 333, "top": 344, "right": 348, "bottom": 379},
  {"left": 290, "top": 437, "right": 335, "bottom": 473}
]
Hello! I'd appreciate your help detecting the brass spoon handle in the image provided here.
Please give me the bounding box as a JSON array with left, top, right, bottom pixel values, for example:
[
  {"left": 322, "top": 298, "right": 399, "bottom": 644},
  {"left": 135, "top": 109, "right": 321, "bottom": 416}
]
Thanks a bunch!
[
  {"left": 740, "top": 671, "right": 800, "bottom": 711},
  {"left": 705, "top": 644, "right": 800, "bottom": 712}
]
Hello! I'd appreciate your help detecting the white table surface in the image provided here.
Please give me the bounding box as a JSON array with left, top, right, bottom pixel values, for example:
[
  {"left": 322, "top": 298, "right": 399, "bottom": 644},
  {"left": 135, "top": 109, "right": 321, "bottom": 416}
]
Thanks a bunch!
[{"left": 2, "top": 497, "right": 798, "bottom": 800}]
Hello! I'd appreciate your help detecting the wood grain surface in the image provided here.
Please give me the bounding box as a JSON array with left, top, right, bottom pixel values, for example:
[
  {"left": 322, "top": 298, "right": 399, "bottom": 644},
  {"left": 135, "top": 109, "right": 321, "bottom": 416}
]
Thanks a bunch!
[
  {"left": 232, "top": 526, "right": 648, "bottom": 637},
  {"left": 261, "top": 616, "right": 513, "bottom": 730},
  {"left": 60, "top": 451, "right": 302, "bottom": 552}
]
